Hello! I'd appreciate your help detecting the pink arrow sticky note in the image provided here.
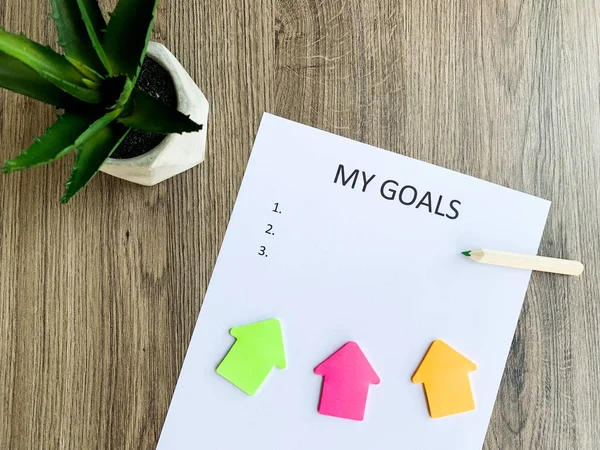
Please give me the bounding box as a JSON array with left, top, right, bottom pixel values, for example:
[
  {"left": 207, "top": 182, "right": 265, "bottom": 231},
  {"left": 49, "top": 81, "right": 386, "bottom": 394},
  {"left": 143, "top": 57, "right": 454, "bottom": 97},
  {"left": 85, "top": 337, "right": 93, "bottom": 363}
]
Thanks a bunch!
[{"left": 314, "top": 341, "right": 380, "bottom": 421}]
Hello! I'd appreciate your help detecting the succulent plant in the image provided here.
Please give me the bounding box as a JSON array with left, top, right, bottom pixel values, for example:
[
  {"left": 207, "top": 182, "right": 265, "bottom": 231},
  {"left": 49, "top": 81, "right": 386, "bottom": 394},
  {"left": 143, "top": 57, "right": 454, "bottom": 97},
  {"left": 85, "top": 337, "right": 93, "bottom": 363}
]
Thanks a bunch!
[{"left": 0, "top": 0, "right": 202, "bottom": 203}]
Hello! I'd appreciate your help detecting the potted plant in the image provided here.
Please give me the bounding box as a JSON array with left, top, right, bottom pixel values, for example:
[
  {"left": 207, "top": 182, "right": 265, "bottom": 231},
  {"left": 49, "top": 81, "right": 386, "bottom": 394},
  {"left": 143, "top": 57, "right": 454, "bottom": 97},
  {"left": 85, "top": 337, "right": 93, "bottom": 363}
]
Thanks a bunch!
[{"left": 0, "top": 0, "right": 209, "bottom": 203}]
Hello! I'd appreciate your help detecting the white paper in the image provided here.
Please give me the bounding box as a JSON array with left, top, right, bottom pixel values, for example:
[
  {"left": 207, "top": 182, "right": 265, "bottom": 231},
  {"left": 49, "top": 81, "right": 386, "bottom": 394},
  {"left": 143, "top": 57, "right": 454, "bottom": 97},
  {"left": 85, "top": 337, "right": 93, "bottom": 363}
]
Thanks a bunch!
[{"left": 158, "top": 114, "right": 550, "bottom": 450}]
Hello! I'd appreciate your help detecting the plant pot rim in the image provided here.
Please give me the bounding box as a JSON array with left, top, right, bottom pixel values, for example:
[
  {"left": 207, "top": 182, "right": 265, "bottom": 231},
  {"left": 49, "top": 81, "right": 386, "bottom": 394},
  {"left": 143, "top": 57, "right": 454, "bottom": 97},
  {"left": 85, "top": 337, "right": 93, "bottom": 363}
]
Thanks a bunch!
[{"left": 100, "top": 42, "right": 209, "bottom": 186}]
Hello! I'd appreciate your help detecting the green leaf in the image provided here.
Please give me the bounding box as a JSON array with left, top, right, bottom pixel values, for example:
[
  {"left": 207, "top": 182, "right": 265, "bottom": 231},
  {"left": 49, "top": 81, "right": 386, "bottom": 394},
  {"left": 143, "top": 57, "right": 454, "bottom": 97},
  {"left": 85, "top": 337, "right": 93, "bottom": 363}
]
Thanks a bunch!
[
  {"left": 50, "top": 0, "right": 109, "bottom": 75},
  {"left": 76, "top": 0, "right": 106, "bottom": 35},
  {"left": 61, "top": 123, "right": 130, "bottom": 203},
  {"left": 113, "top": 77, "right": 135, "bottom": 109},
  {"left": 67, "top": 57, "right": 104, "bottom": 81},
  {"left": 1, "top": 113, "right": 96, "bottom": 172},
  {"left": 0, "top": 27, "right": 102, "bottom": 103},
  {"left": 117, "top": 87, "right": 203, "bottom": 134},
  {"left": 74, "top": 0, "right": 113, "bottom": 74},
  {"left": 0, "top": 51, "right": 83, "bottom": 108},
  {"left": 102, "top": 0, "right": 159, "bottom": 81},
  {"left": 74, "top": 107, "right": 122, "bottom": 144}
]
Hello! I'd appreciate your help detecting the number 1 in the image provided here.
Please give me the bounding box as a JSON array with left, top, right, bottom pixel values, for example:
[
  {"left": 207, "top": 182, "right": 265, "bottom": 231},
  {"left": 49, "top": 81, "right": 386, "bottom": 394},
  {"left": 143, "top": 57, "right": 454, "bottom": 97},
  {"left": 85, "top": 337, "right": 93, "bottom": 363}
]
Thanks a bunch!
[{"left": 273, "top": 203, "right": 281, "bottom": 213}]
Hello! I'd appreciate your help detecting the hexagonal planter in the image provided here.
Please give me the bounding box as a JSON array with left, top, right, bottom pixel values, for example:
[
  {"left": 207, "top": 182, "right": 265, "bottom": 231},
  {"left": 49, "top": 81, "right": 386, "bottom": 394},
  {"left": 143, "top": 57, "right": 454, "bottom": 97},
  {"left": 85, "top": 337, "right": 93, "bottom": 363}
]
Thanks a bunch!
[{"left": 100, "top": 42, "right": 209, "bottom": 186}]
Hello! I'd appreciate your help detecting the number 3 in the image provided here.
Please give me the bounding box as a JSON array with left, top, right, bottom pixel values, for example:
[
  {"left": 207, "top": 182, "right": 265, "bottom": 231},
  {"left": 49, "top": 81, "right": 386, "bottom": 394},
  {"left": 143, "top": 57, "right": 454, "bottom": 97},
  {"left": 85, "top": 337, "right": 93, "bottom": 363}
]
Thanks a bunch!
[{"left": 258, "top": 246, "right": 267, "bottom": 256}]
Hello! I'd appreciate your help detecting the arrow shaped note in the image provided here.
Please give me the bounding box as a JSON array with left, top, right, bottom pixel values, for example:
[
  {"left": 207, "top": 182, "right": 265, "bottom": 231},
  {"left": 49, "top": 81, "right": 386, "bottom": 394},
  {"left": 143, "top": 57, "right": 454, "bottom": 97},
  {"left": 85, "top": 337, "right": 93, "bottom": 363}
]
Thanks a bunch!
[
  {"left": 216, "top": 319, "right": 286, "bottom": 395},
  {"left": 314, "top": 341, "right": 380, "bottom": 421},
  {"left": 412, "top": 340, "right": 477, "bottom": 419}
]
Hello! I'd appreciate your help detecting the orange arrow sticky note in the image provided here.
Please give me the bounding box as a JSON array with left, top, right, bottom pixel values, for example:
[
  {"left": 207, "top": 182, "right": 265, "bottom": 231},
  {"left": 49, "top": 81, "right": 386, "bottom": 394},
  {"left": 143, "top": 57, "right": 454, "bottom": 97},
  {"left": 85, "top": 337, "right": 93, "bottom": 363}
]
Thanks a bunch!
[{"left": 412, "top": 340, "right": 477, "bottom": 419}]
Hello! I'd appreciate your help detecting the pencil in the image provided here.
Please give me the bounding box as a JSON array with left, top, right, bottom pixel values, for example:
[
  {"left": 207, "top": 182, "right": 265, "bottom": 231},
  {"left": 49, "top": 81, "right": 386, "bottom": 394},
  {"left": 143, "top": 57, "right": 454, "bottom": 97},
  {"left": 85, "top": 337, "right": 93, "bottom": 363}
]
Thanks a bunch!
[{"left": 461, "top": 248, "right": 584, "bottom": 276}]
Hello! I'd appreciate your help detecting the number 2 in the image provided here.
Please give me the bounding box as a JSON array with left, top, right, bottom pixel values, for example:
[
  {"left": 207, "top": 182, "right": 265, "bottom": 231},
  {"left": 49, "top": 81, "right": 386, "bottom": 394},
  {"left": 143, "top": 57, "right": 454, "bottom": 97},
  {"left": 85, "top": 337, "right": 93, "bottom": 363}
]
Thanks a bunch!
[{"left": 265, "top": 224, "right": 274, "bottom": 235}]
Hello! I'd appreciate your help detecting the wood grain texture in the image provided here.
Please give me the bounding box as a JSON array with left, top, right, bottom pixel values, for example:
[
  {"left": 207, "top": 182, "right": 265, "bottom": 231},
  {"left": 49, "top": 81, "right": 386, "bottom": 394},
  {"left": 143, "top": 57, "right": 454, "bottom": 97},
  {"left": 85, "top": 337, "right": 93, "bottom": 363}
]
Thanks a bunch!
[{"left": 1, "top": 0, "right": 599, "bottom": 448}]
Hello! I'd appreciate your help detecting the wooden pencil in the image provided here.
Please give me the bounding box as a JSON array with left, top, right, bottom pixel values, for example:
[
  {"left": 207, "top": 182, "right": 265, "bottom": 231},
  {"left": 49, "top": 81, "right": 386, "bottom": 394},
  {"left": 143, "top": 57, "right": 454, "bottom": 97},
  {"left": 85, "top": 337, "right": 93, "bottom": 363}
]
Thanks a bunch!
[{"left": 462, "top": 248, "right": 584, "bottom": 276}]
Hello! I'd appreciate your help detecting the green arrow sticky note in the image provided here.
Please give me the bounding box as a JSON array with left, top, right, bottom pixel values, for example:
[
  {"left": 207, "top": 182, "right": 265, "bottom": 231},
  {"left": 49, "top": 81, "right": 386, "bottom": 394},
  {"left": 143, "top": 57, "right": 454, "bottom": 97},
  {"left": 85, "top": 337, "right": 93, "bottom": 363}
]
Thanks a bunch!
[{"left": 216, "top": 318, "right": 286, "bottom": 395}]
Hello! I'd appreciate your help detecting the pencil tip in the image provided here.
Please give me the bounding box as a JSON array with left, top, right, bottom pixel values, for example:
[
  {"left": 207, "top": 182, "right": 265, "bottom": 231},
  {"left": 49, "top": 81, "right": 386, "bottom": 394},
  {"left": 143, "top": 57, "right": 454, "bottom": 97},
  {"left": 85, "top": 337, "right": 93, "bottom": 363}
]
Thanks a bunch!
[{"left": 461, "top": 250, "right": 471, "bottom": 257}]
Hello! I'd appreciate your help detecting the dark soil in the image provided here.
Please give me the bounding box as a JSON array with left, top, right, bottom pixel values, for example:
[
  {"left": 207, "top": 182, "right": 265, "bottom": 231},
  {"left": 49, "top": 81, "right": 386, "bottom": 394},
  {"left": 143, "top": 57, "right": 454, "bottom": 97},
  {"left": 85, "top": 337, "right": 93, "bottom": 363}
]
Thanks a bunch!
[{"left": 111, "top": 57, "right": 178, "bottom": 159}]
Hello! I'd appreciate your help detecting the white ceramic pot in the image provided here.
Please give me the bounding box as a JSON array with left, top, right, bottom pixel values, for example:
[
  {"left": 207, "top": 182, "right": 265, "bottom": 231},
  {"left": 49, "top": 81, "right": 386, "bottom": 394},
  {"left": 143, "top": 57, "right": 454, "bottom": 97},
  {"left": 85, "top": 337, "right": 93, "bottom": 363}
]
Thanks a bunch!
[{"left": 100, "top": 42, "right": 209, "bottom": 186}]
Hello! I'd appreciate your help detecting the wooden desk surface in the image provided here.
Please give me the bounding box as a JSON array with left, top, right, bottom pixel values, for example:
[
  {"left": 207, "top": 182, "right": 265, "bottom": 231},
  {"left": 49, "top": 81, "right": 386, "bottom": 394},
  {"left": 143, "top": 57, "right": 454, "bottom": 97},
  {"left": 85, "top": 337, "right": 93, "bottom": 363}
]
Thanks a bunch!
[{"left": 1, "top": 0, "right": 599, "bottom": 448}]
